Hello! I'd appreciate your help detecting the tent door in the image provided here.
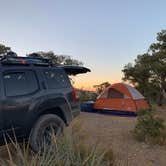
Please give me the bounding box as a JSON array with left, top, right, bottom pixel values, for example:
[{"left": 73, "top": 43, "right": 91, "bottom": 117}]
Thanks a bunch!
[{"left": 104, "top": 88, "right": 126, "bottom": 111}]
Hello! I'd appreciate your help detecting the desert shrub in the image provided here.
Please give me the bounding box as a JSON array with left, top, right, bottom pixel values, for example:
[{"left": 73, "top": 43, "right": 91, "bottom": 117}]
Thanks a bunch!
[
  {"left": 133, "top": 107, "right": 166, "bottom": 145},
  {"left": 0, "top": 123, "right": 113, "bottom": 166},
  {"left": 78, "top": 89, "right": 97, "bottom": 102}
]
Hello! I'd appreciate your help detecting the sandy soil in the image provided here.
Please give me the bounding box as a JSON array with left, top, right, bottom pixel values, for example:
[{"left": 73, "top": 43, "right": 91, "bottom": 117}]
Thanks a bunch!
[{"left": 75, "top": 111, "right": 166, "bottom": 166}]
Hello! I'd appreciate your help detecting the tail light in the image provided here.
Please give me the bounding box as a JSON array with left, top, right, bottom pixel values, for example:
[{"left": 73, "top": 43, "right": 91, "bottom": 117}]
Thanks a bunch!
[{"left": 72, "top": 88, "right": 78, "bottom": 101}]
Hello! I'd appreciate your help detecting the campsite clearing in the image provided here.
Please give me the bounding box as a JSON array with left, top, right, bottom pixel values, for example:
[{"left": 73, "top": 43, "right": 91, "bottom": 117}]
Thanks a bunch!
[{"left": 74, "top": 110, "right": 166, "bottom": 166}]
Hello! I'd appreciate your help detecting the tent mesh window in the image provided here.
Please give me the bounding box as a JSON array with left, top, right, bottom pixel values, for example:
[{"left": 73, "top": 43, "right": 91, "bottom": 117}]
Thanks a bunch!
[{"left": 107, "top": 88, "right": 124, "bottom": 99}]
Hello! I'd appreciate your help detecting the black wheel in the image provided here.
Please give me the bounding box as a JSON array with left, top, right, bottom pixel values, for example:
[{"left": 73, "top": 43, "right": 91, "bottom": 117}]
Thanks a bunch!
[{"left": 29, "top": 114, "right": 65, "bottom": 152}]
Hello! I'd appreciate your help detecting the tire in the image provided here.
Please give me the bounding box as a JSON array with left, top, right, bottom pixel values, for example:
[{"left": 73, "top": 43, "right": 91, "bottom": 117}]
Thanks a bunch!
[{"left": 29, "top": 114, "right": 65, "bottom": 152}]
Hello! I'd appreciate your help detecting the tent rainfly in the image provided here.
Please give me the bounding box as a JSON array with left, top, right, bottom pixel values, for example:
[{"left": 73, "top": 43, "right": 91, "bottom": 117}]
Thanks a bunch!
[{"left": 93, "top": 83, "right": 149, "bottom": 113}]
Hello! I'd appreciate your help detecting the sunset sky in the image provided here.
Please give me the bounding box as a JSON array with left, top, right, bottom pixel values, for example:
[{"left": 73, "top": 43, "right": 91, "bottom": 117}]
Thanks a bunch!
[{"left": 0, "top": 0, "right": 166, "bottom": 90}]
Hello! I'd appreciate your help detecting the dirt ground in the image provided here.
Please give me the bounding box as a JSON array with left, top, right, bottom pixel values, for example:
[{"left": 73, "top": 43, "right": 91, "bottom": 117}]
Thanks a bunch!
[
  {"left": 75, "top": 110, "right": 166, "bottom": 166},
  {"left": 1, "top": 108, "right": 166, "bottom": 166}
]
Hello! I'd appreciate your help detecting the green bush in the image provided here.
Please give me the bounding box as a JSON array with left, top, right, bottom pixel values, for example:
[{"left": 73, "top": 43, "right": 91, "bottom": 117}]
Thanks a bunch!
[
  {"left": 133, "top": 107, "right": 166, "bottom": 145},
  {"left": 78, "top": 89, "right": 97, "bottom": 102}
]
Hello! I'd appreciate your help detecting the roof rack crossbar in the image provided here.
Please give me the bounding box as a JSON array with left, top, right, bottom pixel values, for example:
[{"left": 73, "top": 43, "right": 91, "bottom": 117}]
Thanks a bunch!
[{"left": 0, "top": 56, "right": 53, "bottom": 66}]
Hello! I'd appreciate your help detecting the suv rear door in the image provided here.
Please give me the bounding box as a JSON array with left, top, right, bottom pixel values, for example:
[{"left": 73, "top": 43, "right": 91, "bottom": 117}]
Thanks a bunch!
[
  {"left": 1, "top": 68, "right": 40, "bottom": 137},
  {"left": 42, "top": 68, "right": 78, "bottom": 116}
]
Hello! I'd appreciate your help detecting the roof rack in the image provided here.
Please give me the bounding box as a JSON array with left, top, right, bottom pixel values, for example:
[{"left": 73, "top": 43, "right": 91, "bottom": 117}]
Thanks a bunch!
[
  {"left": 0, "top": 53, "right": 91, "bottom": 75},
  {"left": 0, "top": 55, "right": 52, "bottom": 66}
]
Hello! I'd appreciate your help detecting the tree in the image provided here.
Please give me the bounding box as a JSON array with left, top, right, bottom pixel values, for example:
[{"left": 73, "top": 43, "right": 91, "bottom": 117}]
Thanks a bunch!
[
  {"left": 27, "top": 51, "right": 83, "bottom": 66},
  {"left": 0, "top": 44, "right": 11, "bottom": 55},
  {"left": 93, "top": 82, "right": 111, "bottom": 95},
  {"left": 122, "top": 30, "right": 166, "bottom": 105}
]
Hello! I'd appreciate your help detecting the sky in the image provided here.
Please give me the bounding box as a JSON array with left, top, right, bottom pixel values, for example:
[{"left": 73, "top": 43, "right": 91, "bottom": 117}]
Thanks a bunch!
[{"left": 0, "top": 0, "right": 166, "bottom": 90}]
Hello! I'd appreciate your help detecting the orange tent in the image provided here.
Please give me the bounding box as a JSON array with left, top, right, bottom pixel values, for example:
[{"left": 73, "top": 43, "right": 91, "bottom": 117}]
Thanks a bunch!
[{"left": 93, "top": 83, "right": 149, "bottom": 113}]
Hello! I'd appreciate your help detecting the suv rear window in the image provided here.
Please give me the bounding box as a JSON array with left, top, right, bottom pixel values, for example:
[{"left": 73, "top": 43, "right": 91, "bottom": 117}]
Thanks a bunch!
[
  {"left": 3, "top": 70, "right": 39, "bottom": 97},
  {"left": 43, "top": 69, "right": 70, "bottom": 89}
]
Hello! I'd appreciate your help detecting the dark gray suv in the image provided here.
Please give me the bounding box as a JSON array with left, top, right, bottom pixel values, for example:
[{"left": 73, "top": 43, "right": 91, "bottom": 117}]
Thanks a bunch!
[{"left": 0, "top": 55, "right": 90, "bottom": 151}]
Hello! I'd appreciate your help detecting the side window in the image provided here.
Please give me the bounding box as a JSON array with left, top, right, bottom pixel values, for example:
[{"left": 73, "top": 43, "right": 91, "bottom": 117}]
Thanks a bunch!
[
  {"left": 107, "top": 88, "right": 124, "bottom": 99},
  {"left": 3, "top": 71, "right": 39, "bottom": 97},
  {"left": 44, "top": 69, "right": 70, "bottom": 89}
]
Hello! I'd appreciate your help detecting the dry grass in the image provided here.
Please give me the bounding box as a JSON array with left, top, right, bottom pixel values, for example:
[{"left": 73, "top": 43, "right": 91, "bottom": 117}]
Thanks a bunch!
[{"left": 0, "top": 121, "right": 114, "bottom": 166}]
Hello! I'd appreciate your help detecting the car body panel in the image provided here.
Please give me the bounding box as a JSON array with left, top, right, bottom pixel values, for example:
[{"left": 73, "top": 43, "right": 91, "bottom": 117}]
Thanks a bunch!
[{"left": 0, "top": 64, "right": 86, "bottom": 144}]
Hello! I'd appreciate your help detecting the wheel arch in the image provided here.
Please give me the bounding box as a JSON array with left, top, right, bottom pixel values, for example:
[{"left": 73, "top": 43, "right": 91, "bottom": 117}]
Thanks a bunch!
[
  {"left": 25, "top": 97, "right": 73, "bottom": 136},
  {"left": 39, "top": 107, "right": 67, "bottom": 124}
]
